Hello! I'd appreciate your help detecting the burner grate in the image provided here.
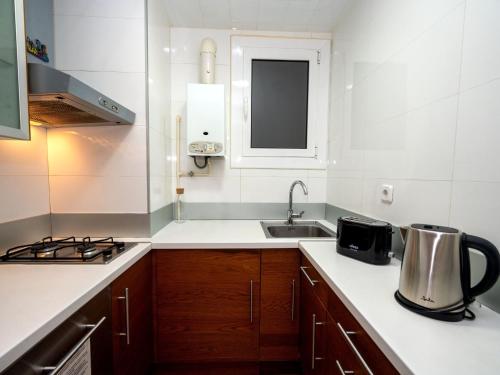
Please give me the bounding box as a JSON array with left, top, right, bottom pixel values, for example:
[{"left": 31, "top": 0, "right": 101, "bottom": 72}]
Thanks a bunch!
[{"left": 1, "top": 236, "right": 128, "bottom": 264}]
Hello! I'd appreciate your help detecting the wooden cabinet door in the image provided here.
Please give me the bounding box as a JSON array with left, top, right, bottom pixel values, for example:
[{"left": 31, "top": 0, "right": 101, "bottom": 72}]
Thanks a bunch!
[
  {"left": 260, "top": 249, "right": 300, "bottom": 361},
  {"left": 112, "top": 253, "right": 153, "bottom": 375},
  {"left": 154, "top": 250, "right": 261, "bottom": 363},
  {"left": 300, "top": 264, "right": 327, "bottom": 375}
]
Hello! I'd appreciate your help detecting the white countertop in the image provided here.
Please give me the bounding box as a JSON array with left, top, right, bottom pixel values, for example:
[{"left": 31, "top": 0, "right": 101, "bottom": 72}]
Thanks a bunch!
[
  {"left": 2, "top": 220, "right": 500, "bottom": 374},
  {"left": 299, "top": 240, "right": 500, "bottom": 375},
  {"left": 0, "top": 242, "right": 152, "bottom": 373},
  {"left": 152, "top": 219, "right": 336, "bottom": 248}
]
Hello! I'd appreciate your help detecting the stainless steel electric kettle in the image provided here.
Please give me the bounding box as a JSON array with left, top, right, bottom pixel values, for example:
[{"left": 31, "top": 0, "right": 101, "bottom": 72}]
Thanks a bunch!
[{"left": 395, "top": 224, "right": 500, "bottom": 321}]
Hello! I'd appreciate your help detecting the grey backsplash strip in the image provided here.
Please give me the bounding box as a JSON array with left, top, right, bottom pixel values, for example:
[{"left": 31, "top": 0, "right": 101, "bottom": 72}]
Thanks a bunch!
[
  {"left": 325, "top": 204, "right": 500, "bottom": 314},
  {"left": 50, "top": 204, "right": 174, "bottom": 238},
  {"left": 150, "top": 203, "right": 174, "bottom": 236},
  {"left": 182, "top": 202, "right": 326, "bottom": 220},
  {"left": 3, "top": 204, "right": 498, "bottom": 313},
  {"left": 51, "top": 213, "right": 151, "bottom": 238},
  {"left": 0, "top": 214, "right": 52, "bottom": 255}
]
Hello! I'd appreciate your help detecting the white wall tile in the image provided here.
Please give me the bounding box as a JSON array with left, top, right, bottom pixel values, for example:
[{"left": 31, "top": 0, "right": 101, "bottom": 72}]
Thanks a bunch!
[
  {"left": 450, "top": 181, "right": 500, "bottom": 248},
  {"left": 397, "top": 4, "right": 464, "bottom": 110},
  {"left": 0, "top": 127, "right": 48, "bottom": 176},
  {"left": 326, "top": 177, "right": 364, "bottom": 212},
  {"left": 47, "top": 126, "right": 147, "bottom": 178},
  {"left": 53, "top": 0, "right": 145, "bottom": 19},
  {"left": 460, "top": 0, "right": 500, "bottom": 90},
  {"left": 181, "top": 176, "right": 241, "bottom": 202},
  {"left": 148, "top": 0, "right": 172, "bottom": 210},
  {"left": 363, "top": 95, "right": 458, "bottom": 180},
  {"left": 350, "top": 4, "right": 464, "bottom": 128},
  {"left": 307, "top": 177, "right": 327, "bottom": 203},
  {"left": 241, "top": 176, "right": 309, "bottom": 203},
  {"left": 150, "top": 175, "right": 173, "bottom": 211},
  {"left": 149, "top": 127, "right": 170, "bottom": 178},
  {"left": 0, "top": 127, "right": 50, "bottom": 223},
  {"left": 54, "top": 15, "right": 145, "bottom": 72},
  {"left": 362, "top": 179, "right": 452, "bottom": 226},
  {"left": 454, "top": 79, "right": 500, "bottom": 182},
  {"left": 49, "top": 175, "right": 148, "bottom": 213},
  {"left": 170, "top": 64, "right": 198, "bottom": 101},
  {"left": 0, "top": 176, "right": 50, "bottom": 223},
  {"left": 240, "top": 169, "right": 310, "bottom": 178}
]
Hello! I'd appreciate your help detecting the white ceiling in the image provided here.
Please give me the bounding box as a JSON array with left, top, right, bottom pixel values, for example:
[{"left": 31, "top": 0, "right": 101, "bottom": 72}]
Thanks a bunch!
[{"left": 163, "top": 0, "right": 349, "bottom": 33}]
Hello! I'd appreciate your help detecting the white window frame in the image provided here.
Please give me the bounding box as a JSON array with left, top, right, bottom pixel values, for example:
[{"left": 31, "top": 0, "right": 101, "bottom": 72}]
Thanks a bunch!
[{"left": 230, "top": 36, "right": 330, "bottom": 169}]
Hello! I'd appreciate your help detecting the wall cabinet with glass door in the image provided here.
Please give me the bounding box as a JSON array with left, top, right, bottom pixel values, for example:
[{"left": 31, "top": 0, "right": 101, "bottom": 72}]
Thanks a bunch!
[{"left": 0, "top": 0, "right": 30, "bottom": 140}]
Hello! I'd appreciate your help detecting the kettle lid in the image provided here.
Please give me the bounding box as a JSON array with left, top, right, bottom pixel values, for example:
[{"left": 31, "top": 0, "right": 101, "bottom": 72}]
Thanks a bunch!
[{"left": 411, "top": 224, "right": 459, "bottom": 234}]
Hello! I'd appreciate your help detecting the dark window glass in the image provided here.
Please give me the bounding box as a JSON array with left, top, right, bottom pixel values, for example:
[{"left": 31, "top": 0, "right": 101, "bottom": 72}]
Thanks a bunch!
[{"left": 251, "top": 59, "right": 309, "bottom": 149}]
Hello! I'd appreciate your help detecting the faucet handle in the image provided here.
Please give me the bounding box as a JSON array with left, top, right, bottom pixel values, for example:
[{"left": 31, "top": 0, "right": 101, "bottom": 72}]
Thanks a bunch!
[{"left": 292, "top": 211, "right": 305, "bottom": 219}]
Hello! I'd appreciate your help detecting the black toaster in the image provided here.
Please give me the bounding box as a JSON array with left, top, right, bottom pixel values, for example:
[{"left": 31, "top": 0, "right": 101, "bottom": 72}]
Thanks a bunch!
[{"left": 336, "top": 216, "right": 393, "bottom": 265}]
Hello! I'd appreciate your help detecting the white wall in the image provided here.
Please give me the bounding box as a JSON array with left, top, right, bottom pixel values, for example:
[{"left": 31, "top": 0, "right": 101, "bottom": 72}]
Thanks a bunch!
[
  {"left": 0, "top": 127, "right": 50, "bottom": 223},
  {"left": 327, "top": 0, "right": 500, "bottom": 248},
  {"left": 170, "top": 28, "right": 330, "bottom": 204},
  {"left": 148, "top": 0, "right": 172, "bottom": 212},
  {"left": 48, "top": 0, "right": 149, "bottom": 214}
]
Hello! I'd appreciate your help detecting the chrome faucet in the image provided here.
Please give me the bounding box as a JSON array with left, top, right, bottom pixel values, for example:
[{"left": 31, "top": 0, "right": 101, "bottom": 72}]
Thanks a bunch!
[{"left": 287, "top": 180, "right": 308, "bottom": 225}]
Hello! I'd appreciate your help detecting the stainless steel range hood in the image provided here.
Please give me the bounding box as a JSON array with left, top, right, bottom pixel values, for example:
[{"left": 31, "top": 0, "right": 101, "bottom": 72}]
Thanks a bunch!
[{"left": 27, "top": 63, "right": 136, "bottom": 127}]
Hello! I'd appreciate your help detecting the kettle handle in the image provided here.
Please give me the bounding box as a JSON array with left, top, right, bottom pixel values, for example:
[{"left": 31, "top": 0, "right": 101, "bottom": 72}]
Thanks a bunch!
[{"left": 463, "top": 234, "right": 500, "bottom": 298}]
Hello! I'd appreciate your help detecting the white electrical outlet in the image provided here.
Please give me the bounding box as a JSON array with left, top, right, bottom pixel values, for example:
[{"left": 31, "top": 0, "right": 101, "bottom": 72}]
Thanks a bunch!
[{"left": 379, "top": 184, "right": 394, "bottom": 203}]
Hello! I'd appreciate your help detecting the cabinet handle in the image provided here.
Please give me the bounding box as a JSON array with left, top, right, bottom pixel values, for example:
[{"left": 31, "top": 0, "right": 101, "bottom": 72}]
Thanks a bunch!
[
  {"left": 311, "top": 313, "right": 325, "bottom": 370},
  {"left": 117, "top": 288, "right": 130, "bottom": 345},
  {"left": 337, "top": 323, "right": 373, "bottom": 375},
  {"left": 300, "top": 266, "right": 318, "bottom": 287},
  {"left": 42, "top": 316, "right": 106, "bottom": 374},
  {"left": 336, "top": 360, "right": 355, "bottom": 375},
  {"left": 250, "top": 280, "right": 254, "bottom": 323},
  {"left": 291, "top": 279, "right": 295, "bottom": 321}
]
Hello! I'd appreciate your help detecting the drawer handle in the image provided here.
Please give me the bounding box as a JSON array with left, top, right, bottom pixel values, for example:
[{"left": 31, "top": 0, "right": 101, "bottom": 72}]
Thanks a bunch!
[
  {"left": 117, "top": 287, "right": 130, "bottom": 345},
  {"left": 336, "top": 360, "right": 355, "bottom": 375},
  {"left": 311, "top": 313, "right": 325, "bottom": 370},
  {"left": 337, "top": 323, "right": 373, "bottom": 375},
  {"left": 42, "top": 316, "right": 106, "bottom": 374},
  {"left": 250, "top": 280, "right": 254, "bottom": 323},
  {"left": 300, "top": 266, "right": 318, "bottom": 287}
]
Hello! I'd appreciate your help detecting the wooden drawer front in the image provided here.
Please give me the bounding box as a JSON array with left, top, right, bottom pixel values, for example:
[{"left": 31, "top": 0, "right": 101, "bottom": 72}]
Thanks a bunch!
[
  {"left": 260, "top": 249, "right": 300, "bottom": 361},
  {"left": 326, "top": 312, "right": 367, "bottom": 375},
  {"left": 154, "top": 250, "right": 261, "bottom": 363},
  {"left": 300, "top": 279, "right": 327, "bottom": 375},
  {"left": 300, "top": 255, "right": 329, "bottom": 308},
  {"left": 328, "top": 290, "right": 399, "bottom": 375}
]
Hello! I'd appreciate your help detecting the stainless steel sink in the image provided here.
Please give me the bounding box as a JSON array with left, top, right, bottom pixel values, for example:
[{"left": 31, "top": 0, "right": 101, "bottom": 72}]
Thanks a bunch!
[{"left": 261, "top": 221, "right": 336, "bottom": 238}]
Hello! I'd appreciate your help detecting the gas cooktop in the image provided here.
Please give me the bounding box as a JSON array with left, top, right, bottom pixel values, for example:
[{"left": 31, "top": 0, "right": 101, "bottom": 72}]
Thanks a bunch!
[{"left": 0, "top": 236, "right": 136, "bottom": 264}]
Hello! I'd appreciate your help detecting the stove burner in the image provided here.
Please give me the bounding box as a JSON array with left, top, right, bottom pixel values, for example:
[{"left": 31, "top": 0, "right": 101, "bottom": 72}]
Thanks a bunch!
[
  {"left": 76, "top": 237, "right": 97, "bottom": 253},
  {"left": 76, "top": 244, "right": 97, "bottom": 253},
  {"left": 1, "top": 236, "right": 135, "bottom": 264},
  {"left": 30, "top": 242, "right": 60, "bottom": 254}
]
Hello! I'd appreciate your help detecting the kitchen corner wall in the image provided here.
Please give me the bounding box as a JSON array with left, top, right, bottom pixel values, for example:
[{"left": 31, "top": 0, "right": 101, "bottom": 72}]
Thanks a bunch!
[
  {"left": 0, "top": 127, "right": 50, "bottom": 222},
  {"left": 170, "top": 28, "right": 330, "bottom": 212},
  {"left": 48, "top": 0, "right": 148, "bottom": 216},
  {"left": 327, "top": 0, "right": 500, "bottom": 310},
  {"left": 147, "top": 0, "right": 173, "bottom": 231}
]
